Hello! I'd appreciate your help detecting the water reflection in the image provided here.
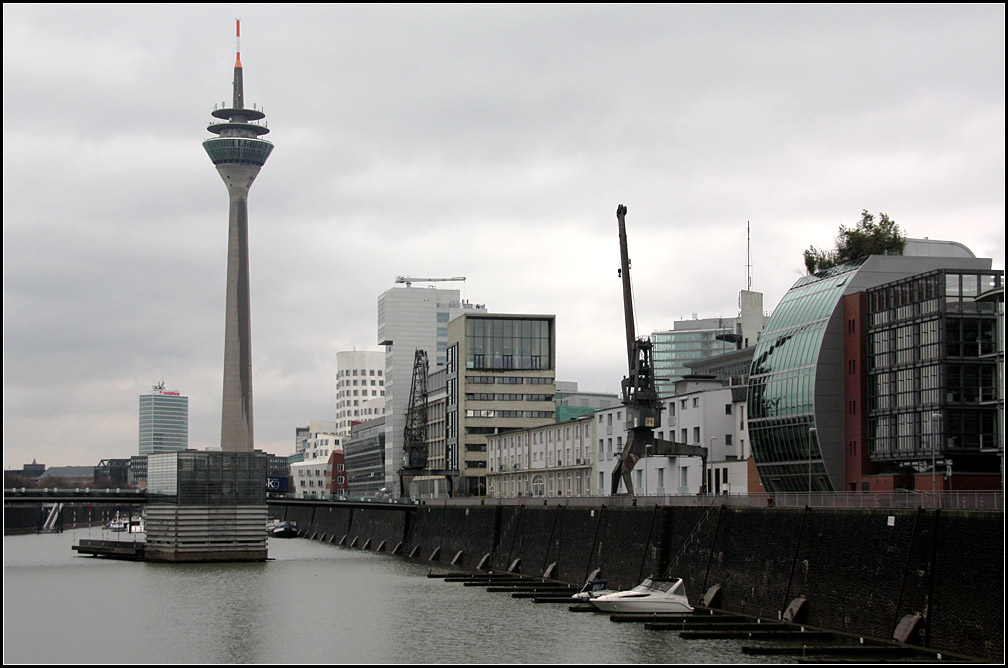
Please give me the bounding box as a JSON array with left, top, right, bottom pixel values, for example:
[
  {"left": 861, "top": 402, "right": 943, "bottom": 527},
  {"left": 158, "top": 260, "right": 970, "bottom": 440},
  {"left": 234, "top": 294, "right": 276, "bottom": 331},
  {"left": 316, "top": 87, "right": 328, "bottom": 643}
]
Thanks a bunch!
[{"left": 4, "top": 530, "right": 780, "bottom": 664}]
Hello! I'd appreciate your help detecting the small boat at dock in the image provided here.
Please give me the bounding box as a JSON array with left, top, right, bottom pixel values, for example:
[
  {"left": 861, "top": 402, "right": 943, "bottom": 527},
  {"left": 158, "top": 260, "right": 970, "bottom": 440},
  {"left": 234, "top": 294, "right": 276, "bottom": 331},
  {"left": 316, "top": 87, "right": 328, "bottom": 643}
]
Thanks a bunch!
[
  {"left": 572, "top": 579, "right": 615, "bottom": 600},
  {"left": 589, "top": 577, "right": 693, "bottom": 613},
  {"left": 271, "top": 521, "right": 298, "bottom": 538}
]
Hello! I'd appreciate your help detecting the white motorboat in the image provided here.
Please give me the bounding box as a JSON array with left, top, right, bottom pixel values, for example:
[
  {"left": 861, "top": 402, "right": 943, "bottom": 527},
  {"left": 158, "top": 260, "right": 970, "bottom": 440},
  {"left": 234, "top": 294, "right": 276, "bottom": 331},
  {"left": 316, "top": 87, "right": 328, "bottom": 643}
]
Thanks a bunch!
[
  {"left": 272, "top": 521, "right": 298, "bottom": 538},
  {"left": 572, "top": 579, "right": 615, "bottom": 600},
  {"left": 106, "top": 511, "right": 143, "bottom": 533},
  {"left": 589, "top": 577, "right": 693, "bottom": 613}
]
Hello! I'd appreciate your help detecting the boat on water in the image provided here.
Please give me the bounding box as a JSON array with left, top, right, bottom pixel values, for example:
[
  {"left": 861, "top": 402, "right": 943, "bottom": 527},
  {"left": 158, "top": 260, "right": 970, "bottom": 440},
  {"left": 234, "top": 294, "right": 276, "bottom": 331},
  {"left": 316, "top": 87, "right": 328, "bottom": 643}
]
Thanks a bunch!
[
  {"left": 589, "top": 577, "right": 693, "bottom": 613},
  {"left": 271, "top": 521, "right": 298, "bottom": 538},
  {"left": 106, "top": 512, "right": 144, "bottom": 533},
  {"left": 571, "top": 579, "right": 615, "bottom": 600}
]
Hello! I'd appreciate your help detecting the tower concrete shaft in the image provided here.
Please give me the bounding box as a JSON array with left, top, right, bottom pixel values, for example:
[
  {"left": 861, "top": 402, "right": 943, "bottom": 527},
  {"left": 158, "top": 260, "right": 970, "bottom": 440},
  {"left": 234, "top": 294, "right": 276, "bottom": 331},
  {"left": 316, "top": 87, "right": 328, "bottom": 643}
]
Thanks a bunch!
[{"left": 204, "top": 20, "right": 273, "bottom": 452}]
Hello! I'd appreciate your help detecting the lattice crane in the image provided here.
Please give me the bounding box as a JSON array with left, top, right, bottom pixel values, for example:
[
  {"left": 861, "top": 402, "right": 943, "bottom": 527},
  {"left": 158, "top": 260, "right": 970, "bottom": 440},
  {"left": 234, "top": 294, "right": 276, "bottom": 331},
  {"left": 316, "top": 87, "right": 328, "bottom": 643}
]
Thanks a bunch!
[{"left": 398, "top": 348, "right": 458, "bottom": 498}]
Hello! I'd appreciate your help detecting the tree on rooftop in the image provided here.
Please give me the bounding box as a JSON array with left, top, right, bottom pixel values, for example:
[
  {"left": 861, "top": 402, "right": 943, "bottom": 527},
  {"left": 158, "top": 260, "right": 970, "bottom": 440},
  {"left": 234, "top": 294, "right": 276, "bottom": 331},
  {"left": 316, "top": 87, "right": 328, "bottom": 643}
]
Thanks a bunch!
[{"left": 803, "top": 210, "right": 906, "bottom": 274}]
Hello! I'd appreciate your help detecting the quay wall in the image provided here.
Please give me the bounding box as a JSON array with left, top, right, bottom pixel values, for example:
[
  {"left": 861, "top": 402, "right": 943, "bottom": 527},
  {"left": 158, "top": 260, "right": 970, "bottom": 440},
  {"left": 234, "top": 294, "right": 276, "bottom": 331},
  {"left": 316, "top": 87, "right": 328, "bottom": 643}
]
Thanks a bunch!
[
  {"left": 271, "top": 499, "right": 1004, "bottom": 661},
  {"left": 4, "top": 502, "right": 143, "bottom": 534}
]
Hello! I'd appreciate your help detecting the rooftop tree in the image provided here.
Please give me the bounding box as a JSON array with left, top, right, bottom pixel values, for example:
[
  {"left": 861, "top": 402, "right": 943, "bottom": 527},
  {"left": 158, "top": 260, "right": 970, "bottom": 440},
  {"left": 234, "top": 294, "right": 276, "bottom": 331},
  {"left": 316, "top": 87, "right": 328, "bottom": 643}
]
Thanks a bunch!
[{"left": 803, "top": 210, "right": 906, "bottom": 274}]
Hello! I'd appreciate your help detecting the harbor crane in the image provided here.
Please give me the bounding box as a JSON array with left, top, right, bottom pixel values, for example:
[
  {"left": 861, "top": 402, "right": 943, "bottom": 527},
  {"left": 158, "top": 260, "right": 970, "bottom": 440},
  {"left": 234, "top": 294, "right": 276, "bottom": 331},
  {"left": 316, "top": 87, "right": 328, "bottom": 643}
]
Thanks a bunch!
[
  {"left": 395, "top": 276, "right": 466, "bottom": 288},
  {"left": 611, "top": 204, "right": 708, "bottom": 496},
  {"left": 398, "top": 348, "right": 458, "bottom": 498}
]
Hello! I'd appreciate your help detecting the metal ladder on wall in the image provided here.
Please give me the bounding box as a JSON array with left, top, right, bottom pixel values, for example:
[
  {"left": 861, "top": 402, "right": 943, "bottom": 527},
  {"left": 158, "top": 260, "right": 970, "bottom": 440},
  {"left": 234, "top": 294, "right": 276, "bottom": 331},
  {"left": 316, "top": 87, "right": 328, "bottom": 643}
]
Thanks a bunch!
[{"left": 664, "top": 496, "right": 720, "bottom": 576}]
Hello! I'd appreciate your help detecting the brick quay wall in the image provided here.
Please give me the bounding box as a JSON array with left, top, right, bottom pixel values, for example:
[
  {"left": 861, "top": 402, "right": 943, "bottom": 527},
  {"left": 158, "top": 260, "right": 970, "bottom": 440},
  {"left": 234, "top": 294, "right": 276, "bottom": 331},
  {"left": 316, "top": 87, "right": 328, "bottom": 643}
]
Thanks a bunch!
[{"left": 283, "top": 500, "right": 1005, "bottom": 660}]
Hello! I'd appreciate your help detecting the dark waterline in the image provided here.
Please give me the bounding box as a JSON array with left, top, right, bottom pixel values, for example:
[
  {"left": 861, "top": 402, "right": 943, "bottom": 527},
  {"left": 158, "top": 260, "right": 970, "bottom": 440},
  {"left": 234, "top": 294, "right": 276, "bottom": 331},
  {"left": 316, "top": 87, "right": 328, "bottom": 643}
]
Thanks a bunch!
[{"left": 4, "top": 529, "right": 785, "bottom": 664}]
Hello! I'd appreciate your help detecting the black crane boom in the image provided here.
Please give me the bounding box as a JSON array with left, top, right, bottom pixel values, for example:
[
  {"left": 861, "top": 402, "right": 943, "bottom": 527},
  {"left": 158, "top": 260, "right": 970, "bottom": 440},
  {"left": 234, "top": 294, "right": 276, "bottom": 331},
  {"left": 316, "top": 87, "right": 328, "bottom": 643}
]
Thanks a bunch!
[{"left": 611, "top": 204, "right": 708, "bottom": 496}]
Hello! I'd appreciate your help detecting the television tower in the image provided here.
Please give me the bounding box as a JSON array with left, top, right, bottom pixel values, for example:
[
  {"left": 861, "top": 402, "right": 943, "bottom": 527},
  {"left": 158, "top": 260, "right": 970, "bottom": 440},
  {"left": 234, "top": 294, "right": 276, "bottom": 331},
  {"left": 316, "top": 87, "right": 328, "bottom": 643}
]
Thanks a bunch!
[{"left": 203, "top": 19, "right": 273, "bottom": 452}]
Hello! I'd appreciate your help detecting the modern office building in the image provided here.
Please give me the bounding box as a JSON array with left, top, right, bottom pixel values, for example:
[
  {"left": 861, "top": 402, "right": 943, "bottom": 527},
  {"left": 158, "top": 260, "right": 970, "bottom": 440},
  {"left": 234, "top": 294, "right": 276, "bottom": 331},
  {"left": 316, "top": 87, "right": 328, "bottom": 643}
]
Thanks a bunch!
[
  {"left": 203, "top": 20, "right": 274, "bottom": 453},
  {"left": 747, "top": 243, "right": 995, "bottom": 493},
  {"left": 377, "top": 284, "right": 485, "bottom": 497},
  {"left": 853, "top": 267, "right": 1003, "bottom": 491},
  {"left": 139, "top": 382, "right": 188, "bottom": 455},
  {"left": 651, "top": 290, "right": 767, "bottom": 398},
  {"left": 446, "top": 312, "right": 557, "bottom": 495},
  {"left": 345, "top": 416, "right": 386, "bottom": 497},
  {"left": 335, "top": 350, "right": 386, "bottom": 433}
]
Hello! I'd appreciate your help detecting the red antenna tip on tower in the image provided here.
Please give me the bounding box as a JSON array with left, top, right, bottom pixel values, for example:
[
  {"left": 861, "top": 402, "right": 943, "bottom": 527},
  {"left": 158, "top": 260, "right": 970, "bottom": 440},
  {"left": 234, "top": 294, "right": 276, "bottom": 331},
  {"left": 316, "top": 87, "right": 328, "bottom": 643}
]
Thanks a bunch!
[{"left": 235, "top": 18, "right": 242, "bottom": 68}]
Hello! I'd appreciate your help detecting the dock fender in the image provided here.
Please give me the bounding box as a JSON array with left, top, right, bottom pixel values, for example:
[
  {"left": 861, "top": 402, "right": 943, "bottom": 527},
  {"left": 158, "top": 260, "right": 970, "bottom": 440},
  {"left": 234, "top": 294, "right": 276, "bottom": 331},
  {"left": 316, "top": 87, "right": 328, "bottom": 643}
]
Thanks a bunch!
[
  {"left": 892, "top": 613, "right": 924, "bottom": 645},
  {"left": 783, "top": 597, "right": 808, "bottom": 624},
  {"left": 702, "top": 584, "right": 723, "bottom": 609}
]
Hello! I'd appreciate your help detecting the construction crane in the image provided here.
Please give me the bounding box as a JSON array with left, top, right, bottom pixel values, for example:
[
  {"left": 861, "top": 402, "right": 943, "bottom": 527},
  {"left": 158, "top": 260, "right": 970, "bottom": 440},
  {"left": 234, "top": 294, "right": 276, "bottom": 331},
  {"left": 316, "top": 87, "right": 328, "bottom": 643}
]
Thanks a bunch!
[
  {"left": 611, "top": 204, "right": 708, "bottom": 496},
  {"left": 394, "top": 276, "right": 466, "bottom": 288},
  {"left": 398, "top": 348, "right": 458, "bottom": 498}
]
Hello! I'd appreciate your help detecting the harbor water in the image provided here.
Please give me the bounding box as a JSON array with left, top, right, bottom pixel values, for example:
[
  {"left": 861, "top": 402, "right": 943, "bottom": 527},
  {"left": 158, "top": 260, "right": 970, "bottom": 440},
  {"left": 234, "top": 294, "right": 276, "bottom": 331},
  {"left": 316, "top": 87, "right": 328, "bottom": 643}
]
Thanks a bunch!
[{"left": 4, "top": 528, "right": 783, "bottom": 664}]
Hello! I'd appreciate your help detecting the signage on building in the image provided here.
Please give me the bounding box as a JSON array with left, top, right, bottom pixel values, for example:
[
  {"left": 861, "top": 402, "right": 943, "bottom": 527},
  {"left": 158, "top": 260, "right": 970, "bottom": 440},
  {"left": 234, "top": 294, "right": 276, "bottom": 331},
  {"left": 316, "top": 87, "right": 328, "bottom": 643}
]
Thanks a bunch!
[{"left": 265, "top": 476, "right": 289, "bottom": 492}]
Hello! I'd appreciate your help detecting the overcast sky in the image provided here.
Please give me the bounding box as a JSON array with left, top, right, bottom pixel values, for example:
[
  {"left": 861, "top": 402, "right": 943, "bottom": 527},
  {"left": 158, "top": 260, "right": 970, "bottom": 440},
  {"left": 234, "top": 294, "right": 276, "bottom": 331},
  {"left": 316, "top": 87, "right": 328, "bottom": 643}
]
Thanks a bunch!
[{"left": 3, "top": 4, "right": 1004, "bottom": 469}]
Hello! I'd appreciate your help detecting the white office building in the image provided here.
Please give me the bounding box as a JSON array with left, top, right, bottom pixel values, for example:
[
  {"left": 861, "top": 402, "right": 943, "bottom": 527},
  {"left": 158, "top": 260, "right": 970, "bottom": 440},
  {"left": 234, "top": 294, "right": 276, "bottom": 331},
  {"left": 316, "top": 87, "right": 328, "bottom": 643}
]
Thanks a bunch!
[
  {"left": 336, "top": 350, "right": 386, "bottom": 434},
  {"left": 592, "top": 375, "right": 754, "bottom": 496},
  {"left": 377, "top": 284, "right": 485, "bottom": 497},
  {"left": 487, "top": 413, "right": 596, "bottom": 498},
  {"left": 291, "top": 419, "right": 340, "bottom": 498}
]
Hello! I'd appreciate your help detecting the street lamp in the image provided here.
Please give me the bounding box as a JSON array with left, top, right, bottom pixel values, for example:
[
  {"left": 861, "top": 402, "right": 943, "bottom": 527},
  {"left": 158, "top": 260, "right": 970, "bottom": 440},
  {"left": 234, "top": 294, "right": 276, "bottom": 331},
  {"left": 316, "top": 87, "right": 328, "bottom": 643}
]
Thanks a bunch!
[
  {"left": 808, "top": 427, "right": 817, "bottom": 499},
  {"left": 931, "top": 413, "right": 942, "bottom": 496}
]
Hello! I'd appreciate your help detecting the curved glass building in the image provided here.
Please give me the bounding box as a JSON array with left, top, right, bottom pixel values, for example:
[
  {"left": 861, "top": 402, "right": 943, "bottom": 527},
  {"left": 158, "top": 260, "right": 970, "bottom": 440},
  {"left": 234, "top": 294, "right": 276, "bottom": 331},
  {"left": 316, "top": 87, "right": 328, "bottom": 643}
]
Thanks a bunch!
[{"left": 748, "top": 247, "right": 994, "bottom": 493}]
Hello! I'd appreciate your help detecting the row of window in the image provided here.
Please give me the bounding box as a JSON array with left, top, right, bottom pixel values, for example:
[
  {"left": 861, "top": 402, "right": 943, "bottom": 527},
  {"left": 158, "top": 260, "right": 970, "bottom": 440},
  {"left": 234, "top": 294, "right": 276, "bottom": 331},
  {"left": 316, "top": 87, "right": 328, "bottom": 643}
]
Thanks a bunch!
[
  {"left": 465, "top": 393, "right": 555, "bottom": 402},
  {"left": 338, "top": 369, "right": 383, "bottom": 377},
  {"left": 465, "top": 375, "right": 555, "bottom": 385},
  {"left": 465, "top": 409, "right": 555, "bottom": 418}
]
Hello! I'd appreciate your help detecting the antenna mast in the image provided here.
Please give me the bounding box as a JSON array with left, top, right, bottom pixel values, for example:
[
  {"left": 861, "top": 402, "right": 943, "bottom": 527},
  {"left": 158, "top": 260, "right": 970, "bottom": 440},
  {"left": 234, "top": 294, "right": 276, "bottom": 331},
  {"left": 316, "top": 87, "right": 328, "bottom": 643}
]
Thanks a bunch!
[{"left": 746, "top": 220, "right": 752, "bottom": 291}]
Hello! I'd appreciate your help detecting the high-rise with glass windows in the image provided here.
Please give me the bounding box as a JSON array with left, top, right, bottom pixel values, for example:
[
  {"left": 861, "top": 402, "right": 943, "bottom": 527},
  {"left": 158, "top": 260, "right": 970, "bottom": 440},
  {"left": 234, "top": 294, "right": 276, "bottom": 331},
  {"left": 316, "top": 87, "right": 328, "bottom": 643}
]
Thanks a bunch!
[
  {"left": 377, "top": 286, "right": 486, "bottom": 497},
  {"left": 139, "top": 382, "right": 188, "bottom": 455}
]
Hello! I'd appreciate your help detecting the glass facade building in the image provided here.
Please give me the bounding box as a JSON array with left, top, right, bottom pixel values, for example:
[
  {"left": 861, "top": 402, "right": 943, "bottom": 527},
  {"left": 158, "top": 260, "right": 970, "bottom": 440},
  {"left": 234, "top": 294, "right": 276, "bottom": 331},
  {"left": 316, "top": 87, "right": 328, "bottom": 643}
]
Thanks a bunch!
[
  {"left": 652, "top": 320, "right": 736, "bottom": 398},
  {"left": 147, "top": 450, "right": 267, "bottom": 506},
  {"left": 139, "top": 384, "right": 188, "bottom": 455},
  {"left": 867, "top": 269, "right": 1003, "bottom": 467},
  {"left": 465, "top": 317, "right": 552, "bottom": 371},
  {"left": 748, "top": 262, "right": 862, "bottom": 492}
]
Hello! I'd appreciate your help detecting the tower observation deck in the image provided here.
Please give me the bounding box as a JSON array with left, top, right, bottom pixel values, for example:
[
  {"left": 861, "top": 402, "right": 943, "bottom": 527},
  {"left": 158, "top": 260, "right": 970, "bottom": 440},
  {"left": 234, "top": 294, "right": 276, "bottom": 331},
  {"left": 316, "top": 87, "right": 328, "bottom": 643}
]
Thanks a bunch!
[{"left": 205, "top": 20, "right": 273, "bottom": 453}]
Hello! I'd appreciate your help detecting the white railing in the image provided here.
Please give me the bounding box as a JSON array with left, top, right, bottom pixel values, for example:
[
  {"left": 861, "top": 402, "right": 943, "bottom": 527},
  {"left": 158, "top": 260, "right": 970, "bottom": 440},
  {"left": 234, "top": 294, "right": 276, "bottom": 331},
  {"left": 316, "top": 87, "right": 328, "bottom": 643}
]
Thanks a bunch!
[{"left": 433, "top": 490, "right": 1003, "bottom": 511}]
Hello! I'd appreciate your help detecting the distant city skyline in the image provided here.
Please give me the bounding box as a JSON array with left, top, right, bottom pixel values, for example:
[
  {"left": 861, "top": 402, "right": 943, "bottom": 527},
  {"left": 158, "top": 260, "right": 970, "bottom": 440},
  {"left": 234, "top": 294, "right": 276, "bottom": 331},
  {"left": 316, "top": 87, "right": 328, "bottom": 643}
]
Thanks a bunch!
[{"left": 2, "top": 5, "right": 1004, "bottom": 468}]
